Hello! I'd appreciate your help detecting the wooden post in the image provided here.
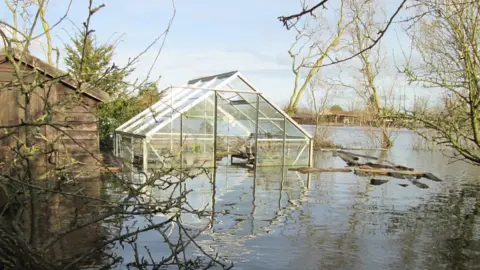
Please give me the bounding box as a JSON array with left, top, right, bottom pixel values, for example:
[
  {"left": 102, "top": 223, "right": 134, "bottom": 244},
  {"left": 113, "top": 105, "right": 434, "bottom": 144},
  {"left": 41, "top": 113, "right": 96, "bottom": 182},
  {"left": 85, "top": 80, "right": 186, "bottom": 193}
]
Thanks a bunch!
[
  {"left": 254, "top": 94, "right": 260, "bottom": 168},
  {"left": 213, "top": 93, "right": 218, "bottom": 168},
  {"left": 180, "top": 114, "right": 183, "bottom": 169},
  {"left": 118, "top": 134, "right": 123, "bottom": 157},
  {"left": 114, "top": 133, "right": 118, "bottom": 156},
  {"left": 282, "top": 116, "right": 286, "bottom": 166},
  {"left": 130, "top": 137, "right": 134, "bottom": 165},
  {"left": 308, "top": 138, "right": 314, "bottom": 167},
  {"left": 143, "top": 138, "right": 148, "bottom": 171}
]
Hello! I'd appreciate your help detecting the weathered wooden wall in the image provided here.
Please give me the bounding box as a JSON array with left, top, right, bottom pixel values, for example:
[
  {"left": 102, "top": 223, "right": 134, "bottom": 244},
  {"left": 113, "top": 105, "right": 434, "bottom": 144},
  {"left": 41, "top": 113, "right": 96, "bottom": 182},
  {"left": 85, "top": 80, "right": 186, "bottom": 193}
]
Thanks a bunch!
[{"left": 0, "top": 57, "right": 101, "bottom": 175}]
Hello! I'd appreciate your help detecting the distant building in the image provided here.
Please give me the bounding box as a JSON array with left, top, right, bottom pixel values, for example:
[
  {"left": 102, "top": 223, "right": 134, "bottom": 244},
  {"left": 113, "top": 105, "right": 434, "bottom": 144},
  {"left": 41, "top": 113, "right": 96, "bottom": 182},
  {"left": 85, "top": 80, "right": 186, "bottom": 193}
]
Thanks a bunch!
[{"left": 291, "top": 110, "right": 359, "bottom": 125}]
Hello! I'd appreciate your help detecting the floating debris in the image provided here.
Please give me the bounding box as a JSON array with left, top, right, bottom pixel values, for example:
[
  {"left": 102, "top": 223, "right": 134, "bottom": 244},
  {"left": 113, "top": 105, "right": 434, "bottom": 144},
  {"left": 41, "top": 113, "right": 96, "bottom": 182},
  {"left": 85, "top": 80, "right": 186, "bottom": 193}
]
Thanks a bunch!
[
  {"left": 370, "top": 179, "right": 390, "bottom": 186},
  {"left": 288, "top": 167, "right": 352, "bottom": 173},
  {"left": 335, "top": 150, "right": 442, "bottom": 189}
]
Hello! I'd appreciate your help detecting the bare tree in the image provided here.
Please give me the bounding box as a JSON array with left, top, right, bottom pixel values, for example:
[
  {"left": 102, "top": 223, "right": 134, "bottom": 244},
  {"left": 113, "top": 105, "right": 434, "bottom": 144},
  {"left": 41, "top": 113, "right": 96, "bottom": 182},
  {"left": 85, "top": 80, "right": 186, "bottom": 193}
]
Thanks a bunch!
[
  {"left": 334, "top": 0, "right": 397, "bottom": 149},
  {"left": 278, "top": 0, "right": 407, "bottom": 68},
  {"left": 3, "top": 0, "right": 57, "bottom": 64},
  {"left": 285, "top": 0, "right": 352, "bottom": 116},
  {"left": 36, "top": 0, "right": 55, "bottom": 65},
  {"left": 0, "top": 1, "right": 231, "bottom": 269},
  {"left": 307, "top": 77, "right": 341, "bottom": 149},
  {"left": 401, "top": 0, "right": 480, "bottom": 164}
]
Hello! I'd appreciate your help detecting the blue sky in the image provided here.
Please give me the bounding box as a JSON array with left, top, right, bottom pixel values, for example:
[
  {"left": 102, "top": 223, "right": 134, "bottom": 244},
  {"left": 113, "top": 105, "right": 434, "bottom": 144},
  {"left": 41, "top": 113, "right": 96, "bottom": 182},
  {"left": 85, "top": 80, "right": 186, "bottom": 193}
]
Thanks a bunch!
[{"left": 1, "top": 0, "right": 423, "bottom": 109}]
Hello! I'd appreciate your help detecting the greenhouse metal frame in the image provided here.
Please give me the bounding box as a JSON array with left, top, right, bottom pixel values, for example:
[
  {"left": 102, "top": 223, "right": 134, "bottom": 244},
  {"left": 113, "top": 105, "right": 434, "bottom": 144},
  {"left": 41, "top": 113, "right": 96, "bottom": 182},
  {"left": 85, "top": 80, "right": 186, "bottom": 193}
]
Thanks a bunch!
[{"left": 114, "top": 71, "right": 312, "bottom": 170}]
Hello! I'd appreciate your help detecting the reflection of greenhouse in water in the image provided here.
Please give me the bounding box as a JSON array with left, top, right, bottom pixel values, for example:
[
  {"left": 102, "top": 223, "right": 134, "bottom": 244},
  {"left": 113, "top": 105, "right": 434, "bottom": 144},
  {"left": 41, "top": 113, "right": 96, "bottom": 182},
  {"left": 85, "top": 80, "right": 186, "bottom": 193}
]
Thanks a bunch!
[
  {"left": 113, "top": 166, "right": 311, "bottom": 263},
  {"left": 114, "top": 71, "right": 312, "bottom": 169}
]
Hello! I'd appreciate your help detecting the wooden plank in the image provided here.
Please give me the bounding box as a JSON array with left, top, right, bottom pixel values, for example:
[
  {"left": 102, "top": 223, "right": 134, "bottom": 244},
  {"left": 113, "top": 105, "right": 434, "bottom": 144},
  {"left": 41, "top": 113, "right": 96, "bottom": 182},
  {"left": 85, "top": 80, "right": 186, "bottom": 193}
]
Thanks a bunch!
[
  {"left": 57, "top": 153, "right": 102, "bottom": 164},
  {"left": 355, "top": 168, "right": 438, "bottom": 184},
  {"left": 355, "top": 168, "right": 425, "bottom": 176},
  {"left": 0, "top": 70, "right": 41, "bottom": 84},
  {"left": 338, "top": 152, "right": 360, "bottom": 165},
  {"left": 0, "top": 71, "right": 24, "bottom": 81},
  {"left": 0, "top": 91, "right": 12, "bottom": 126},
  {"left": 57, "top": 145, "right": 100, "bottom": 156},
  {"left": 364, "top": 162, "right": 414, "bottom": 171},
  {"left": 98, "top": 166, "right": 121, "bottom": 172},
  {"left": 423, "top": 172, "right": 442, "bottom": 182},
  {"left": 0, "top": 59, "right": 15, "bottom": 71},
  {"left": 389, "top": 171, "right": 409, "bottom": 179},
  {"left": 409, "top": 179, "right": 429, "bottom": 189},
  {"left": 288, "top": 167, "right": 352, "bottom": 173},
  {"left": 58, "top": 138, "right": 99, "bottom": 147},
  {"left": 57, "top": 122, "right": 98, "bottom": 131},
  {"left": 57, "top": 91, "right": 90, "bottom": 102},
  {"left": 370, "top": 179, "right": 389, "bottom": 185},
  {"left": 52, "top": 112, "right": 97, "bottom": 123},
  {"left": 60, "top": 130, "right": 98, "bottom": 140},
  {"left": 52, "top": 105, "right": 96, "bottom": 114},
  {"left": 337, "top": 150, "right": 379, "bottom": 160},
  {"left": 57, "top": 149, "right": 99, "bottom": 158}
]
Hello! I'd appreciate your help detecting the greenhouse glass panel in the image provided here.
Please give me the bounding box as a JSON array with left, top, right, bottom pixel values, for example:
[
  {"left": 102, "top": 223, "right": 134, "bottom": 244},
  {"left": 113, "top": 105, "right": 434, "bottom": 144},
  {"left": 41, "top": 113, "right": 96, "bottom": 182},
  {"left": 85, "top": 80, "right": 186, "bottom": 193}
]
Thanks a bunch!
[
  {"left": 215, "top": 92, "right": 258, "bottom": 162},
  {"left": 115, "top": 71, "right": 312, "bottom": 170},
  {"left": 284, "top": 140, "right": 310, "bottom": 166},
  {"left": 258, "top": 95, "right": 283, "bottom": 119},
  {"left": 256, "top": 139, "right": 284, "bottom": 166},
  {"left": 180, "top": 96, "right": 215, "bottom": 168},
  {"left": 285, "top": 118, "right": 307, "bottom": 139},
  {"left": 222, "top": 76, "right": 256, "bottom": 92},
  {"left": 118, "top": 135, "right": 132, "bottom": 162}
]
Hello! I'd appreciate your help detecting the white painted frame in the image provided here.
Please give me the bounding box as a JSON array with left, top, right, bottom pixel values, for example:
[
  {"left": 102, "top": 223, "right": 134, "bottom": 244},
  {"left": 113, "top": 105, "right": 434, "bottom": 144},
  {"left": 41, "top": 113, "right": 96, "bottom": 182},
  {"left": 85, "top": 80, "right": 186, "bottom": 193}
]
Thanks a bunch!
[
  {"left": 145, "top": 76, "right": 236, "bottom": 137},
  {"left": 135, "top": 78, "right": 219, "bottom": 134},
  {"left": 116, "top": 81, "right": 201, "bottom": 131},
  {"left": 236, "top": 72, "right": 313, "bottom": 139}
]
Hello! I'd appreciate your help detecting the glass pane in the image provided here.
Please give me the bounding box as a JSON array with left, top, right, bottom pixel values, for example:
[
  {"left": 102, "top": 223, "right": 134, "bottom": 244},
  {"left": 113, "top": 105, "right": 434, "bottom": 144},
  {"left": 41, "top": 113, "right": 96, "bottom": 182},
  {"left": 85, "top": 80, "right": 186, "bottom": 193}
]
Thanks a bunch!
[
  {"left": 181, "top": 138, "right": 215, "bottom": 168},
  {"left": 207, "top": 76, "right": 227, "bottom": 88},
  {"left": 258, "top": 95, "right": 283, "bottom": 119},
  {"left": 256, "top": 139, "right": 284, "bottom": 166},
  {"left": 216, "top": 93, "right": 257, "bottom": 135},
  {"left": 148, "top": 117, "right": 181, "bottom": 137},
  {"left": 284, "top": 139, "right": 310, "bottom": 166},
  {"left": 181, "top": 96, "right": 215, "bottom": 168},
  {"left": 222, "top": 76, "right": 255, "bottom": 92},
  {"left": 258, "top": 119, "right": 284, "bottom": 139},
  {"left": 140, "top": 114, "right": 175, "bottom": 135},
  {"left": 146, "top": 136, "right": 182, "bottom": 168},
  {"left": 215, "top": 92, "right": 257, "bottom": 164},
  {"left": 118, "top": 135, "right": 133, "bottom": 165},
  {"left": 184, "top": 95, "right": 214, "bottom": 118},
  {"left": 285, "top": 119, "right": 307, "bottom": 139}
]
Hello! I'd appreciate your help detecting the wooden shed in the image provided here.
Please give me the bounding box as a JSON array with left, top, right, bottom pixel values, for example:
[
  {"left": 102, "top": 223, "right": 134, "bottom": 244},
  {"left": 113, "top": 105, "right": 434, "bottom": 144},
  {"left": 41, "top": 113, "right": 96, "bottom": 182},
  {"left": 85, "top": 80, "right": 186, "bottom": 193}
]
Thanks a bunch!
[{"left": 0, "top": 52, "right": 110, "bottom": 175}]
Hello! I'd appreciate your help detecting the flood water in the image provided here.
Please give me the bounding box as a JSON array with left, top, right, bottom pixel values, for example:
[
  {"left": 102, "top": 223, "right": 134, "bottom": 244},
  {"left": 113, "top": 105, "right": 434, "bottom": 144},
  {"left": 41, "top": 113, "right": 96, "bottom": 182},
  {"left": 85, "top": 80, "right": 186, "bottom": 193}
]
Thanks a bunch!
[{"left": 108, "top": 126, "right": 480, "bottom": 269}]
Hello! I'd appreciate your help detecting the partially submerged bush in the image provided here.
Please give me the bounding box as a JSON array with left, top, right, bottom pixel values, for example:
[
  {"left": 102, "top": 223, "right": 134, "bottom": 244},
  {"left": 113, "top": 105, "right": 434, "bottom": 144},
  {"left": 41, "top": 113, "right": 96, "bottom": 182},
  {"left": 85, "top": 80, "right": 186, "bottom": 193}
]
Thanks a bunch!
[{"left": 312, "top": 126, "right": 343, "bottom": 150}]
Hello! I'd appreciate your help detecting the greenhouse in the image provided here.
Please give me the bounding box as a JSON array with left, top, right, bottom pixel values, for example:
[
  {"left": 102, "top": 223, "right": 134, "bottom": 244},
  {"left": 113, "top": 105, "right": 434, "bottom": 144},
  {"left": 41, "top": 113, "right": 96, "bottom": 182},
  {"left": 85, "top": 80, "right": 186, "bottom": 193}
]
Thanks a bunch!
[{"left": 114, "top": 71, "right": 312, "bottom": 170}]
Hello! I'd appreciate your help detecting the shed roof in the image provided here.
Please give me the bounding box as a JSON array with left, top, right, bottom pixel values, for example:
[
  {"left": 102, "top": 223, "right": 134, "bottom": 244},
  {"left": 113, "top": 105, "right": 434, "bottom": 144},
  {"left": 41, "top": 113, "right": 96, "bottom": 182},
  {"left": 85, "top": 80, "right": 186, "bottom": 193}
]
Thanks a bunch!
[{"left": 0, "top": 51, "right": 110, "bottom": 102}]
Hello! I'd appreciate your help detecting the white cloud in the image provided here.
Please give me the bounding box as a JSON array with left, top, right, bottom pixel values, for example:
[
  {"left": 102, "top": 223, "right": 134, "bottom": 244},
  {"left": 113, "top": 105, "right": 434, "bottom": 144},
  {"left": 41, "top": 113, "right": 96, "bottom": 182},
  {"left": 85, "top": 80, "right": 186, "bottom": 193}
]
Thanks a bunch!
[{"left": 115, "top": 47, "right": 295, "bottom": 104}]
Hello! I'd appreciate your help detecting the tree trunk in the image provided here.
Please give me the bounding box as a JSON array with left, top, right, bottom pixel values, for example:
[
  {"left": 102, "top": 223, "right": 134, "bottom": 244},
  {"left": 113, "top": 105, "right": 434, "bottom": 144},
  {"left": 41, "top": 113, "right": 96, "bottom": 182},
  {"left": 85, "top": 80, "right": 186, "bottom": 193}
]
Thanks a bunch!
[{"left": 381, "top": 127, "right": 392, "bottom": 149}]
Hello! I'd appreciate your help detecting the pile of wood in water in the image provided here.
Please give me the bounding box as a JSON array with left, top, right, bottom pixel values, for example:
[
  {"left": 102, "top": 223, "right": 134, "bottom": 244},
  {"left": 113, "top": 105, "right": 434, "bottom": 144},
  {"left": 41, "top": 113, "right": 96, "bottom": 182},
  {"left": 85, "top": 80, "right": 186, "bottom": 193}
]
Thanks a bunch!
[{"left": 289, "top": 150, "right": 441, "bottom": 189}]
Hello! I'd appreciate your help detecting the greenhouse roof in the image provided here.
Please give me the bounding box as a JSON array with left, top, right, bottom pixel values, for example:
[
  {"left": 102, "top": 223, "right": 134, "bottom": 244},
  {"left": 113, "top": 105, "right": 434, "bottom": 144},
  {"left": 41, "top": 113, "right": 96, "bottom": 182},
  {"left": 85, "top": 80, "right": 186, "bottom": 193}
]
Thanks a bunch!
[{"left": 115, "top": 71, "right": 312, "bottom": 139}]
